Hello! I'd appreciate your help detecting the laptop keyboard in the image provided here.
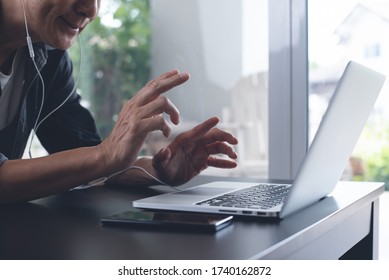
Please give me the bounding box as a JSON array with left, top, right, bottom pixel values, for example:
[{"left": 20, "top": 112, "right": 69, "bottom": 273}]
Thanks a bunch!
[{"left": 196, "top": 184, "right": 291, "bottom": 210}]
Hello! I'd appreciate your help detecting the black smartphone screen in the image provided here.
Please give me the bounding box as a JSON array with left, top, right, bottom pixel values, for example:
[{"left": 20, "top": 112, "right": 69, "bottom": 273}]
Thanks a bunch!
[{"left": 101, "top": 210, "right": 233, "bottom": 232}]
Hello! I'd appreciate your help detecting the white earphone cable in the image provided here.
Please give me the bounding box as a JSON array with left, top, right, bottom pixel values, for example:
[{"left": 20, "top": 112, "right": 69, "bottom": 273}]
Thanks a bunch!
[
  {"left": 74, "top": 165, "right": 177, "bottom": 190},
  {"left": 34, "top": 36, "right": 83, "bottom": 131},
  {"left": 22, "top": 0, "right": 83, "bottom": 158}
]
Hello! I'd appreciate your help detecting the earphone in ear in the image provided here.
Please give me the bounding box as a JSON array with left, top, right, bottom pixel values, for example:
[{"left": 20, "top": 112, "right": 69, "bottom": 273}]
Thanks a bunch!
[{"left": 21, "top": 0, "right": 82, "bottom": 159}]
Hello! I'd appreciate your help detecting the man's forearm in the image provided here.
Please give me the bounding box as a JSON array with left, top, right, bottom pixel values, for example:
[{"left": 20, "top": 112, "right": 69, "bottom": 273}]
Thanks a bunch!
[{"left": 0, "top": 145, "right": 112, "bottom": 203}]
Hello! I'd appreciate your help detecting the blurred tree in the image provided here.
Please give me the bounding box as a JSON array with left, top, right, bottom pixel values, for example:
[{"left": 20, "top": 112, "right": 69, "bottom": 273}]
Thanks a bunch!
[
  {"left": 361, "top": 147, "right": 389, "bottom": 191},
  {"left": 69, "top": 0, "right": 151, "bottom": 138},
  {"left": 352, "top": 120, "right": 389, "bottom": 191}
]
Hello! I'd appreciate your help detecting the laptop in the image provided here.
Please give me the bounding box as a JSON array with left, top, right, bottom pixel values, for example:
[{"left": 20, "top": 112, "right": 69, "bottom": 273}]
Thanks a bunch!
[{"left": 133, "top": 61, "right": 386, "bottom": 219}]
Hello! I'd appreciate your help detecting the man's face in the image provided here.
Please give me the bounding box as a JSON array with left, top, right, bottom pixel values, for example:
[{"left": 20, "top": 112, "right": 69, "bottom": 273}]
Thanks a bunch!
[{"left": 26, "top": 0, "right": 101, "bottom": 49}]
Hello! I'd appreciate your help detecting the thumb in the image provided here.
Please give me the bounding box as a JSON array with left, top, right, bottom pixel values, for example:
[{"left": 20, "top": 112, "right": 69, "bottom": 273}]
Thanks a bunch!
[{"left": 152, "top": 147, "right": 171, "bottom": 168}]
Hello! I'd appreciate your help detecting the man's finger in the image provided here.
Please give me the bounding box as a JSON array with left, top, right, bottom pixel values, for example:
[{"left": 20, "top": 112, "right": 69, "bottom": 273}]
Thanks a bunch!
[
  {"left": 138, "top": 70, "right": 190, "bottom": 105},
  {"left": 206, "top": 142, "right": 238, "bottom": 159},
  {"left": 207, "top": 157, "right": 238, "bottom": 169},
  {"left": 140, "top": 96, "right": 180, "bottom": 125},
  {"left": 199, "top": 128, "right": 239, "bottom": 146},
  {"left": 140, "top": 116, "right": 172, "bottom": 137},
  {"left": 181, "top": 117, "right": 220, "bottom": 140}
]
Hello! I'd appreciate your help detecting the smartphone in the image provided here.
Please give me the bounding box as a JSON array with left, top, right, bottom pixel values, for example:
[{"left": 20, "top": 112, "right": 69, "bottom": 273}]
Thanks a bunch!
[{"left": 101, "top": 210, "right": 233, "bottom": 232}]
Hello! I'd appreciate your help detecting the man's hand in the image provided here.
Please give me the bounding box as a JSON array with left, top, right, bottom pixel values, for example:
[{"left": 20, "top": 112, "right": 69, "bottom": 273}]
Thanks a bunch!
[
  {"left": 99, "top": 69, "right": 189, "bottom": 172},
  {"left": 152, "top": 116, "right": 238, "bottom": 186}
]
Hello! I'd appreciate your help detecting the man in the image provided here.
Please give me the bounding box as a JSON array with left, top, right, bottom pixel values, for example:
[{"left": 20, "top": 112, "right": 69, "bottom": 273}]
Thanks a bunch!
[{"left": 0, "top": 0, "right": 238, "bottom": 203}]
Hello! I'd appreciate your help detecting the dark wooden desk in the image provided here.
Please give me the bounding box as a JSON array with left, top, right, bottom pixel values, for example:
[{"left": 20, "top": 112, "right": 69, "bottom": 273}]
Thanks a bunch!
[{"left": 0, "top": 176, "right": 384, "bottom": 260}]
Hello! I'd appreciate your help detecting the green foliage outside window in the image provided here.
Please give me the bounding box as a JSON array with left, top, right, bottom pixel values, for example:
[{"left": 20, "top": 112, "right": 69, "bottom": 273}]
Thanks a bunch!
[
  {"left": 69, "top": 0, "right": 151, "bottom": 138},
  {"left": 365, "top": 147, "right": 389, "bottom": 191},
  {"left": 355, "top": 147, "right": 389, "bottom": 191},
  {"left": 352, "top": 120, "right": 389, "bottom": 191}
]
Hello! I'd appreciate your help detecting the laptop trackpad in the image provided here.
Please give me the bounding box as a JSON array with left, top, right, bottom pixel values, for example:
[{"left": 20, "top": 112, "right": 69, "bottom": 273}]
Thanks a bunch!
[{"left": 174, "top": 187, "right": 233, "bottom": 197}]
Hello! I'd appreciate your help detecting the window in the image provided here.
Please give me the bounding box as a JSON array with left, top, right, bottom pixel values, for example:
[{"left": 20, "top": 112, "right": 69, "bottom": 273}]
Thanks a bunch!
[
  {"left": 309, "top": 0, "right": 389, "bottom": 189},
  {"left": 365, "top": 44, "right": 381, "bottom": 58},
  {"left": 149, "top": 0, "right": 269, "bottom": 178}
]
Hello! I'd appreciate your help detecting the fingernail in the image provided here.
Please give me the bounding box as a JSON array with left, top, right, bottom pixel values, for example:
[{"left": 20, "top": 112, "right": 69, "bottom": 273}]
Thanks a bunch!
[{"left": 179, "top": 72, "right": 190, "bottom": 79}]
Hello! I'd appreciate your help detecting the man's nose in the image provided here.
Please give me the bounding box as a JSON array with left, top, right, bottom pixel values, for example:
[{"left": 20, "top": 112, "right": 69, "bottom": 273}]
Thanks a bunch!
[{"left": 74, "top": 0, "right": 100, "bottom": 19}]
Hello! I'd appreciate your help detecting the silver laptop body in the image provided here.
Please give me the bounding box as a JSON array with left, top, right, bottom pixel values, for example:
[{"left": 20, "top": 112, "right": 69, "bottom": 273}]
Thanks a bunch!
[{"left": 133, "top": 61, "right": 386, "bottom": 218}]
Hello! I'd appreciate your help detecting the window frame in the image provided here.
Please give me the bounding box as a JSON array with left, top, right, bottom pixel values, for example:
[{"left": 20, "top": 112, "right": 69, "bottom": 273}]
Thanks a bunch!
[{"left": 268, "top": 0, "right": 309, "bottom": 180}]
